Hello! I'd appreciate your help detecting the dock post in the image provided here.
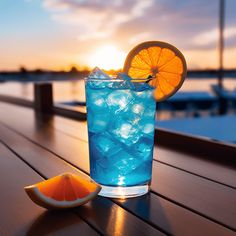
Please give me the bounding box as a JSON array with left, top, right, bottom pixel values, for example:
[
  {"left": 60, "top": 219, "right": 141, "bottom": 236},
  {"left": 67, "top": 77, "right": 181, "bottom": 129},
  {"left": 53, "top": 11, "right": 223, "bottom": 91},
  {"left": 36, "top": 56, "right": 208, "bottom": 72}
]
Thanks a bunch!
[
  {"left": 34, "top": 83, "right": 53, "bottom": 113},
  {"left": 218, "top": 0, "right": 226, "bottom": 114}
]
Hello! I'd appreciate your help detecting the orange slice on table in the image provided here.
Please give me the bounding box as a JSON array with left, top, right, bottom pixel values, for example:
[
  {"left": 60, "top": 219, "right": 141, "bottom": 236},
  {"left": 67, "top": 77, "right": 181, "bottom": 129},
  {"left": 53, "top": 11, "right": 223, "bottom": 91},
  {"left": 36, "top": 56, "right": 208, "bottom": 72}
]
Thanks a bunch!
[
  {"left": 123, "top": 41, "right": 187, "bottom": 101},
  {"left": 24, "top": 173, "right": 101, "bottom": 209}
]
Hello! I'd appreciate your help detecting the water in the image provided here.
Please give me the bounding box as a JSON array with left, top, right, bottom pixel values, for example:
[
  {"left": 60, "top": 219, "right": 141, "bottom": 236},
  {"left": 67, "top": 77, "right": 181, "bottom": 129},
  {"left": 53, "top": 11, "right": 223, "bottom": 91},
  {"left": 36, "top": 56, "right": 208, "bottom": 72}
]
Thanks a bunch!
[
  {"left": 1, "top": 77, "right": 236, "bottom": 102},
  {"left": 85, "top": 79, "right": 156, "bottom": 191}
]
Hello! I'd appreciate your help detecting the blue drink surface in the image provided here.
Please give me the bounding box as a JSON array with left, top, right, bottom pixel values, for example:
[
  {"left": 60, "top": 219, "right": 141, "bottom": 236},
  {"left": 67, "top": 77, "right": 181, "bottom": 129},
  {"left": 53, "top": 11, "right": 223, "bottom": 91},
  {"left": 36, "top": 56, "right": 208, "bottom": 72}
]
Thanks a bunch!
[{"left": 85, "top": 79, "right": 156, "bottom": 187}]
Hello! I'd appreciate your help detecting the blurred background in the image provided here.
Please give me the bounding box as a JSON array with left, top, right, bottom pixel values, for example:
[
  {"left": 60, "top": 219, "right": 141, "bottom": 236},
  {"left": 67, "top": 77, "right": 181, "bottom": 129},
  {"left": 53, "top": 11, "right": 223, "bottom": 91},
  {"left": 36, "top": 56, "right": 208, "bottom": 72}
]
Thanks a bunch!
[{"left": 1, "top": 0, "right": 236, "bottom": 144}]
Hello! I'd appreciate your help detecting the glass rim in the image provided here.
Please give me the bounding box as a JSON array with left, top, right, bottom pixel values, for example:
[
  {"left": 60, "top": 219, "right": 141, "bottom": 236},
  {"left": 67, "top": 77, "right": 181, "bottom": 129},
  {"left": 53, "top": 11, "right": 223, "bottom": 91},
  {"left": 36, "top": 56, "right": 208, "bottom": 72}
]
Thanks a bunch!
[{"left": 84, "top": 77, "right": 150, "bottom": 82}]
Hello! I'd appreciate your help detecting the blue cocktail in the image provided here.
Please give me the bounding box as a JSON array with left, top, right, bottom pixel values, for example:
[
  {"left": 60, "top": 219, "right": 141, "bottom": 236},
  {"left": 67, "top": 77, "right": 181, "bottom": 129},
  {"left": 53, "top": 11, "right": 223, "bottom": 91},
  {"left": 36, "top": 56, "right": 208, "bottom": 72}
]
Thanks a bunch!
[{"left": 85, "top": 69, "right": 156, "bottom": 198}]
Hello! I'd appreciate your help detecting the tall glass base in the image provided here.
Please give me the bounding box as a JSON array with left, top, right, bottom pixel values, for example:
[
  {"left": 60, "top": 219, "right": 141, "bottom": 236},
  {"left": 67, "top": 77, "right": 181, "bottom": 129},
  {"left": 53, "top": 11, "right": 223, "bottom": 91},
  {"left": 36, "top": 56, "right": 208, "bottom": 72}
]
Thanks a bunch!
[{"left": 98, "top": 184, "right": 150, "bottom": 198}]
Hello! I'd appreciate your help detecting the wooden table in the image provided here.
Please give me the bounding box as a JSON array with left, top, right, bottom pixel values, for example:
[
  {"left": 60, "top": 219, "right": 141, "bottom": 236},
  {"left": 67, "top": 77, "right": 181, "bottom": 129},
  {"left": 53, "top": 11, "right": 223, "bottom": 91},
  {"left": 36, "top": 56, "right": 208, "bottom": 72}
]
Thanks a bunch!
[{"left": 0, "top": 101, "right": 235, "bottom": 236}]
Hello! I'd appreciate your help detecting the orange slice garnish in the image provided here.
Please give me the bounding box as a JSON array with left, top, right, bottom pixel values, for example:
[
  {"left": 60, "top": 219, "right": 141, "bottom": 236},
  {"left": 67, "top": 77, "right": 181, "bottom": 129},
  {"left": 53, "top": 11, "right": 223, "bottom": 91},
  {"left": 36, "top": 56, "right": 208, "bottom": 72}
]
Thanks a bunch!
[
  {"left": 123, "top": 41, "right": 187, "bottom": 101},
  {"left": 24, "top": 173, "right": 101, "bottom": 209}
]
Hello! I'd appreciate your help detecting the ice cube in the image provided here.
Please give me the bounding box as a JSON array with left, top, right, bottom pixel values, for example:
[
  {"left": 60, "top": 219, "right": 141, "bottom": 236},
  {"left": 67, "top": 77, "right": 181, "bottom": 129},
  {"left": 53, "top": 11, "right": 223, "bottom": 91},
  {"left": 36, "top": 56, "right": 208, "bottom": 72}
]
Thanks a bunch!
[
  {"left": 109, "top": 149, "right": 143, "bottom": 175},
  {"left": 142, "top": 101, "right": 156, "bottom": 122},
  {"left": 95, "top": 134, "right": 116, "bottom": 153},
  {"left": 88, "top": 67, "right": 110, "bottom": 79},
  {"left": 106, "top": 90, "right": 133, "bottom": 113},
  {"left": 133, "top": 136, "right": 154, "bottom": 160},
  {"left": 142, "top": 123, "right": 155, "bottom": 134},
  {"left": 133, "top": 82, "right": 153, "bottom": 92},
  {"left": 116, "top": 73, "right": 135, "bottom": 89},
  {"left": 138, "top": 105, "right": 155, "bottom": 134},
  {"left": 90, "top": 133, "right": 121, "bottom": 156},
  {"left": 107, "top": 73, "right": 134, "bottom": 90},
  {"left": 90, "top": 162, "right": 111, "bottom": 185},
  {"left": 89, "top": 133, "right": 124, "bottom": 185},
  {"left": 112, "top": 121, "right": 140, "bottom": 145},
  {"left": 135, "top": 92, "right": 156, "bottom": 120},
  {"left": 92, "top": 162, "right": 120, "bottom": 186},
  {"left": 124, "top": 160, "right": 152, "bottom": 185},
  {"left": 132, "top": 103, "right": 144, "bottom": 114},
  {"left": 125, "top": 112, "right": 141, "bottom": 125},
  {"left": 116, "top": 123, "right": 133, "bottom": 139},
  {"left": 135, "top": 87, "right": 154, "bottom": 99},
  {"left": 86, "top": 90, "right": 108, "bottom": 112},
  {"left": 87, "top": 67, "right": 110, "bottom": 89},
  {"left": 138, "top": 115, "right": 155, "bottom": 135},
  {"left": 116, "top": 73, "right": 132, "bottom": 81},
  {"left": 87, "top": 112, "right": 109, "bottom": 133}
]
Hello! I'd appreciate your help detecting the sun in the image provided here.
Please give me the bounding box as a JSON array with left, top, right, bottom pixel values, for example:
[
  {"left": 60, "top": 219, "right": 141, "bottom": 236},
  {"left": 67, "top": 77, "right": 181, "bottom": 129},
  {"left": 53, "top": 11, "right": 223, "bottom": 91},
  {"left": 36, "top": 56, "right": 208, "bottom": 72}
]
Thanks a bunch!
[{"left": 88, "top": 45, "right": 126, "bottom": 70}]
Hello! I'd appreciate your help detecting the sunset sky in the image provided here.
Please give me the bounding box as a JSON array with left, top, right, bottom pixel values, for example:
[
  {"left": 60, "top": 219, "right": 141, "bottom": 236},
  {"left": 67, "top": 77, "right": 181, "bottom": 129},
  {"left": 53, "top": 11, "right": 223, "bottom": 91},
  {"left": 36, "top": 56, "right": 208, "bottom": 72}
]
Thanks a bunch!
[{"left": 1, "top": 0, "right": 236, "bottom": 71}]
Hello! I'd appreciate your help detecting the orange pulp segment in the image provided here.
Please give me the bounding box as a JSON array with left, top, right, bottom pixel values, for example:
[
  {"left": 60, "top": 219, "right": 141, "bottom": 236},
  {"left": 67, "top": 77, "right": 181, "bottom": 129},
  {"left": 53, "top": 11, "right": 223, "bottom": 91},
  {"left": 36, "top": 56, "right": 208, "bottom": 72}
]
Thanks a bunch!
[{"left": 24, "top": 173, "right": 101, "bottom": 209}]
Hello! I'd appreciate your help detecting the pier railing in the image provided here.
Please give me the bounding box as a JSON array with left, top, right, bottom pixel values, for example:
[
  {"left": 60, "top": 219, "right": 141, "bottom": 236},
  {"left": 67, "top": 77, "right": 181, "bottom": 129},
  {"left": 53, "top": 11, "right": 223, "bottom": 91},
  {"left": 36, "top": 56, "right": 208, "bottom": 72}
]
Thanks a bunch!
[{"left": 0, "top": 83, "right": 86, "bottom": 120}]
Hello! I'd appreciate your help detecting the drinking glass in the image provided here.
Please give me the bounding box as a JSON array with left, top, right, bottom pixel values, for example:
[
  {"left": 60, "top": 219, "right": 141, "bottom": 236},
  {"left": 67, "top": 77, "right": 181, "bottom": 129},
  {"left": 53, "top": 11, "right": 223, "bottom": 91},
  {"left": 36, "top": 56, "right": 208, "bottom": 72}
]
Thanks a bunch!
[{"left": 85, "top": 78, "right": 156, "bottom": 198}]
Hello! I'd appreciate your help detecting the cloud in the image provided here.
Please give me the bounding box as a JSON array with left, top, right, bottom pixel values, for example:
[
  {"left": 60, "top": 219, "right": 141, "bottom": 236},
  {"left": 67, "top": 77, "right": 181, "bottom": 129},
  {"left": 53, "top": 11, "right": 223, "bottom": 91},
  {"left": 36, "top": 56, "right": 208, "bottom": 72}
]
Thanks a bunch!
[
  {"left": 193, "top": 27, "right": 236, "bottom": 47},
  {"left": 42, "top": 0, "right": 153, "bottom": 41},
  {"left": 41, "top": 0, "right": 236, "bottom": 49}
]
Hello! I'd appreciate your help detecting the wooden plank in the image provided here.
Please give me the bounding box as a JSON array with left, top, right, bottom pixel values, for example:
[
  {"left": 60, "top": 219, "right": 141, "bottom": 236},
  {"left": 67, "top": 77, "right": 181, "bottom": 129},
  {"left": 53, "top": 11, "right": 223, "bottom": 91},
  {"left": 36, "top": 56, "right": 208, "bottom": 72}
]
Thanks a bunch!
[
  {"left": 0, "top": 102, "right": 90, "bottom": 173},
  {"left": 0, "top": 126, "right": 163, "bottom": 236},
  {"left": 151, "top": 161, "right": 236, "bottom": 230},
  {"left": 52, "top": 106, "right": 87, "bottom": 121},
  {"left": 0, "top": 143, "right": 98, "bottom": 236},
  {"left": 0, "top": 121, "right": 235, "bottom": 235},
  {"left": 154, "top": 146, "right": 236, "bottom": 189},
  {"left": 114, "top": 194, "right": 236, "bottom": 236},
  {"left": 155, "top": 128, "right": 236, "bottom": 163},
  {"left": 0, "top": 94, "right": 33, "bottom": 108},
  {"left": 0, "top": 93, "right": 86, "bottom": 121}
]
